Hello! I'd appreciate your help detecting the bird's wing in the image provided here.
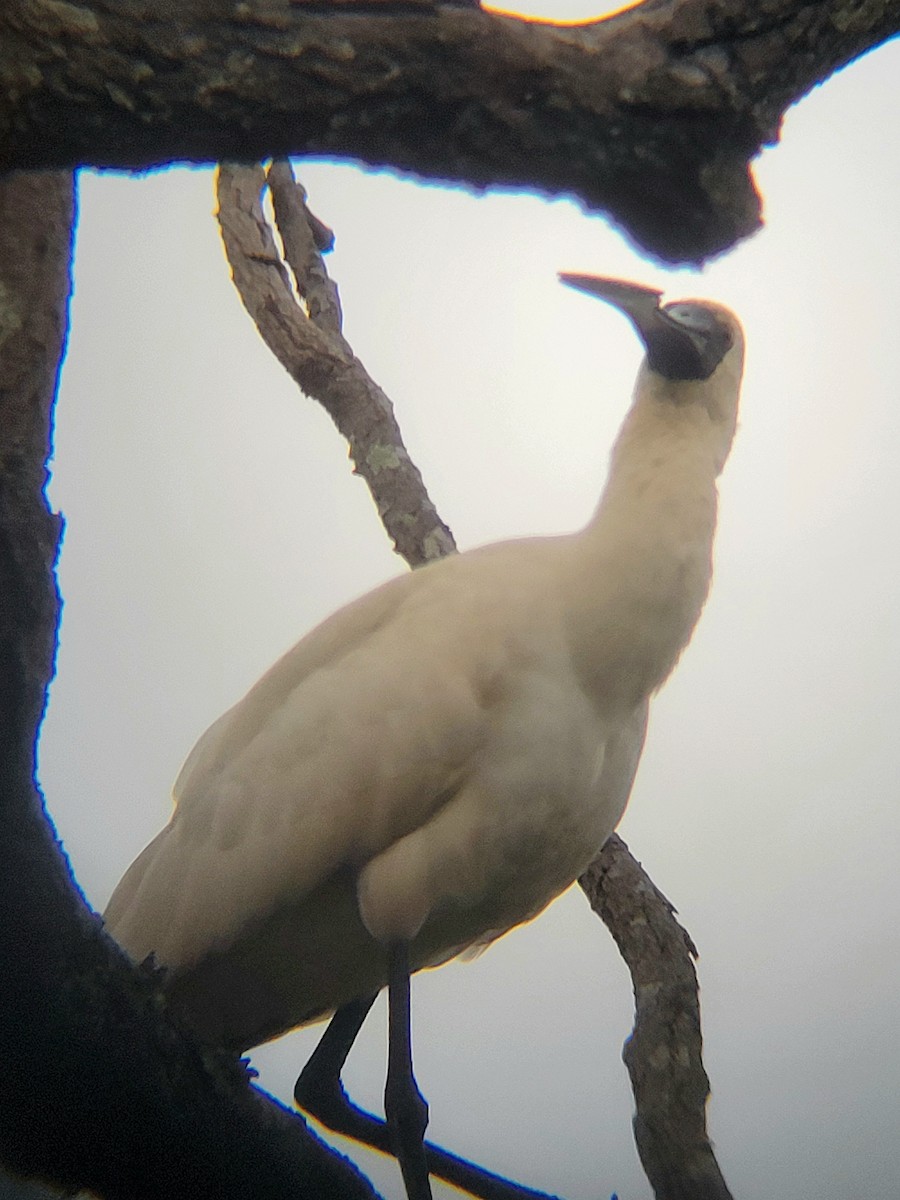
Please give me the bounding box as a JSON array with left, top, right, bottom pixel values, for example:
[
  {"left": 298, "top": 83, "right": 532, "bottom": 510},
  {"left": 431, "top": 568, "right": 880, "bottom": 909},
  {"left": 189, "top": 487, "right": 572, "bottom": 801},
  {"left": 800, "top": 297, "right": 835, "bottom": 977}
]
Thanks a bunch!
[
  {"left": 171, "top": 567, "right": 416, "bottom": 805},
  {"left": 105, "top": 540, "right": 577, "bottom": 971},
  {"left": 104, "top": 566, "right": 414, "bottom": 957}
]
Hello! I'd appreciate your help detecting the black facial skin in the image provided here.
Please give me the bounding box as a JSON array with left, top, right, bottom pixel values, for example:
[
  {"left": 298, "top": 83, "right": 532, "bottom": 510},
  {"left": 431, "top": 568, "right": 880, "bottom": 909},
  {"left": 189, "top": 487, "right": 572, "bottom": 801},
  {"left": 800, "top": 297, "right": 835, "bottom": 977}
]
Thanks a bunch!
[
  {"left": 558, "top": 273, "right": 734, "bottom": 383},
  {"left": 644, "top": 302, "right": 734, "bottom": 382}
]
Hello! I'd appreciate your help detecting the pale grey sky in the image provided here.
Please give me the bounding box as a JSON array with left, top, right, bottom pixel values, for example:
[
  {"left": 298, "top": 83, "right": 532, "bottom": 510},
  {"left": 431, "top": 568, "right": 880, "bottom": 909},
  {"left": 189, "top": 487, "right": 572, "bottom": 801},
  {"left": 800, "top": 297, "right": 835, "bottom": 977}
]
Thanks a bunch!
[{"left": 40, "top": 7, "right": 899, "bottom": 1199}]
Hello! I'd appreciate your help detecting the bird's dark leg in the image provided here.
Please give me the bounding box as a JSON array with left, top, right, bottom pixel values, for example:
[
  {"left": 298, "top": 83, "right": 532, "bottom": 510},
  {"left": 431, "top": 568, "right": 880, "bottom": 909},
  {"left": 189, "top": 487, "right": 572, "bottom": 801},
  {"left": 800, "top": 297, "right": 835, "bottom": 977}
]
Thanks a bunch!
[
  {"left": 294, "top": 993, "right": 395, "bottom": 1156},
  {"left": 295, "top": 965, "right": 566, "bottom": 1200},
  {"left": 385, "top": 940, "right": 432, "bottom": 1200}
]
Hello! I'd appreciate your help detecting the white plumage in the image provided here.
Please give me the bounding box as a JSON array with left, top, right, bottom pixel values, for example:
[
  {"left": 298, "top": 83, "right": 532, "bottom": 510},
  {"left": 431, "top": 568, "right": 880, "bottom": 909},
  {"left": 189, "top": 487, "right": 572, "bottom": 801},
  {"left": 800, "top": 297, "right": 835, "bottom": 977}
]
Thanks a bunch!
[{"left": 105, "top": 277, "right": 744, "bottom": 1062}]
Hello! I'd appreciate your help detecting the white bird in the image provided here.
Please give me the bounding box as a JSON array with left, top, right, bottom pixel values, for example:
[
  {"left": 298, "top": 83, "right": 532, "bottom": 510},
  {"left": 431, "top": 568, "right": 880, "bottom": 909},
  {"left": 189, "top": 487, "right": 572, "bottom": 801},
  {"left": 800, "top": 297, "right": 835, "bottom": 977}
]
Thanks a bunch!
[{"left": 105, "top": 275, "right": 744, "bottom": 1200}]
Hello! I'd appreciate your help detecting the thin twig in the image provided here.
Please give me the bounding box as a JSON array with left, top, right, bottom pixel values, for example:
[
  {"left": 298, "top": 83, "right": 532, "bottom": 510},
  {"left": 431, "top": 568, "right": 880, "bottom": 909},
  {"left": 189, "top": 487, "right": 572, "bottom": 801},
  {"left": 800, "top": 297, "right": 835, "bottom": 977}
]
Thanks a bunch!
[{"left": 267, "top": 161, "right": 342, "bottom": 337}]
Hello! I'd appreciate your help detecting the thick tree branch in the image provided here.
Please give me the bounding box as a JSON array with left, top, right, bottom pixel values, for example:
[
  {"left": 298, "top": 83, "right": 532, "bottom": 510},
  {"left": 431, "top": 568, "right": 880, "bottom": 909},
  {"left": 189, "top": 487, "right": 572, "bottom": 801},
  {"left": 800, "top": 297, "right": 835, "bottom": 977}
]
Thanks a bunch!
[
  {"left": 0, "top": 169, "right": 378, "bottom": 1200},
  {"left": 218, "top": 162, "right": 732, "bottom": 1198},
  {"left": 2, "top": 0, "right": 898, "bottom": 261}
]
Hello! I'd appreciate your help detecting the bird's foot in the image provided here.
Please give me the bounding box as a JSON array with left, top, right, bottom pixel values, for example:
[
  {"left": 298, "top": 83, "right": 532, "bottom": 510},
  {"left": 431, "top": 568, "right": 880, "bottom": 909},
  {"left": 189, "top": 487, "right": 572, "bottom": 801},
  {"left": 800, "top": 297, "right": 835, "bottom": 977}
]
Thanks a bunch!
[{"left": 385, "top": 1058, "right": 431, "bottom": 1200}]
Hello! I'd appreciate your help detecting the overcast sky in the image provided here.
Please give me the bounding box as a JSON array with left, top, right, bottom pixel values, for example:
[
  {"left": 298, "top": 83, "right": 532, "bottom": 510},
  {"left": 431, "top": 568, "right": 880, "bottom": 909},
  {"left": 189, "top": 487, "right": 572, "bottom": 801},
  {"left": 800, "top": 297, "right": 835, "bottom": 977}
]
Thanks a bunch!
[{"left": 39, "top": 5, "right": 899, "bottom": 1198}]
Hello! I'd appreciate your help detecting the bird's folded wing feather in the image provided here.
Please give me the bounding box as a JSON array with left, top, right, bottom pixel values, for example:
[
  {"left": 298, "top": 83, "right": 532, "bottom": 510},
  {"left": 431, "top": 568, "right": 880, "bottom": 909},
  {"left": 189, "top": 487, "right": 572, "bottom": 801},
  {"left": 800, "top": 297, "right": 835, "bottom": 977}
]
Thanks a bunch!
[{"left": 105, "top": 539, "right": 582, "bottom": 970}]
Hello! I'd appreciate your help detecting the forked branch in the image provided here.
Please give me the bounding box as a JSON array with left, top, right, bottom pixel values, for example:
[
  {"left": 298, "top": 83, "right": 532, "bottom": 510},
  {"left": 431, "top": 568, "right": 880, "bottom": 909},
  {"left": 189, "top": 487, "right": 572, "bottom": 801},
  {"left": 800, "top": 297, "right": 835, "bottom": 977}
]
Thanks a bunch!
[{"left": 217, "top": 162, "right": 454, "bottom": 568}]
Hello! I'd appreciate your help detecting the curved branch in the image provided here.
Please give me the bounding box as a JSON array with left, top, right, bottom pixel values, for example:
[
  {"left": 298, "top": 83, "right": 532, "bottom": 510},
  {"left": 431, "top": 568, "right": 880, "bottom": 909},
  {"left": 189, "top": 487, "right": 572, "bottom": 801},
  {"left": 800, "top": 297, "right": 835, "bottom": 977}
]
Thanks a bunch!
[
  {"left": 2, "top": 0, "right": 898, "bottom": 260},
  {"left": 219, "top": 163, "right": 733, "bottom": 1197}
]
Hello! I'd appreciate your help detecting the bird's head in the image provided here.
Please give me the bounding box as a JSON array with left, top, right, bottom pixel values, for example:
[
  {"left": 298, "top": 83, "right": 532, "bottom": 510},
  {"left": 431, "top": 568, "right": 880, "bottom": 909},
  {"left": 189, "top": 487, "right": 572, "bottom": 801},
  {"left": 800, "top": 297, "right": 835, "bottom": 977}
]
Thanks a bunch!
[
  {"left": 559, "top": 273, "right": 743, "bottom": 383},
  {"left": 559, "top": 272, "right": 744, "bottom": 462}
]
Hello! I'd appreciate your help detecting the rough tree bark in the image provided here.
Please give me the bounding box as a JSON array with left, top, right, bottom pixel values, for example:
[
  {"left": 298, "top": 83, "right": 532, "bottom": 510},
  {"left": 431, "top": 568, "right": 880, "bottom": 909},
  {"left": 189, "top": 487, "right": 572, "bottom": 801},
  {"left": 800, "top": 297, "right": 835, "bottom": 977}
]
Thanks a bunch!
[
  {"left": 1, "top": 0, "right": 899, "bottom": 261},
  {"left": 0, "top": 171, "right": 381, "bottom": 1200},
  {"left": 581, "top": 841, "right": 723, "bottom": 1200},
  {"left": 216, "top": 162, "right": 456, "bottom": 567}
]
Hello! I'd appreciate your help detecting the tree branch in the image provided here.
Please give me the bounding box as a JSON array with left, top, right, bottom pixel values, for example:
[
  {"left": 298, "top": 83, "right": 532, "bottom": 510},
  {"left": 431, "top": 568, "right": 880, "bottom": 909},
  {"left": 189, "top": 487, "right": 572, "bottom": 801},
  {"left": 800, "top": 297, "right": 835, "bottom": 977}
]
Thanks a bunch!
[
  {"left": 217, "top": 161, "right": 733, "bottom": 1198},
  {"left": 580, "top": 838, "right": 733, "bottom": 1200},
  {"left": 216, "top": 161, "right": 456, "bottom": 565},
  {"left": 2, "top": 0, "right": 898, "bottom": 261},
  {"left": 0, "top": 169, "right": 379, "bottom": 1200}
]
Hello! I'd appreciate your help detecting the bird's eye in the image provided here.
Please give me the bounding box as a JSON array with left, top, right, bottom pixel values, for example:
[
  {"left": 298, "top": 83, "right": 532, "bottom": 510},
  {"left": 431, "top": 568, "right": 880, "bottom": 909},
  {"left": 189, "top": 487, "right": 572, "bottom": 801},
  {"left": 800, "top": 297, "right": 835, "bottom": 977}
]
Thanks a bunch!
[
  {"left": 648, "top": 302, "right": 733, "bottom": 380},
  {"left": 663, "top": 303, "right": 716, "bottom": 334}
]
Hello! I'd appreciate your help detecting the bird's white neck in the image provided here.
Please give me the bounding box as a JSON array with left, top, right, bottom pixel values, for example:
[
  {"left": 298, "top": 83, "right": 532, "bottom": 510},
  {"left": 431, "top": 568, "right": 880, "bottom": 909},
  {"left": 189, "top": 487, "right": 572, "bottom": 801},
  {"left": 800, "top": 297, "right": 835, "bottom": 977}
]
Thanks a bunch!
[{"left": 564, "top": 371, "right": 734, "bottom": 712}]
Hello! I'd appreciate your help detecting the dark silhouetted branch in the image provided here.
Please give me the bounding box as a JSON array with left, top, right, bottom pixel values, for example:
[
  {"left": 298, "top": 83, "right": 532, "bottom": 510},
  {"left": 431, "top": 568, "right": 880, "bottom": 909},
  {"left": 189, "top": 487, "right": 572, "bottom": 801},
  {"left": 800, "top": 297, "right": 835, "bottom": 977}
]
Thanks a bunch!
[
  {"left": 0, "top": 168, "right": 379, "bottom": 1200},
  {"left": 2, "top": 0, "right": 898, "bottom": 260}
]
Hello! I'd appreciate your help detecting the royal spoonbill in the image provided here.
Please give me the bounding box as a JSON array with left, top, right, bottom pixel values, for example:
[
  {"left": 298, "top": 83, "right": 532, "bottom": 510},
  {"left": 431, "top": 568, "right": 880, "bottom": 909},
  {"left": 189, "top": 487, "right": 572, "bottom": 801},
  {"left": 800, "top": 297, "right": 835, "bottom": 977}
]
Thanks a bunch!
[{"left": 105, "top": 274, "right": 744, "bottom": 1200}]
